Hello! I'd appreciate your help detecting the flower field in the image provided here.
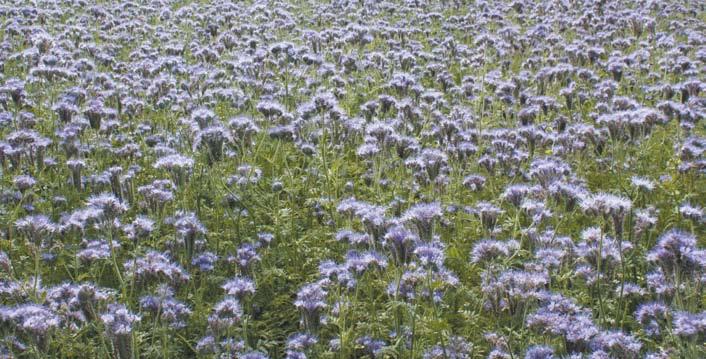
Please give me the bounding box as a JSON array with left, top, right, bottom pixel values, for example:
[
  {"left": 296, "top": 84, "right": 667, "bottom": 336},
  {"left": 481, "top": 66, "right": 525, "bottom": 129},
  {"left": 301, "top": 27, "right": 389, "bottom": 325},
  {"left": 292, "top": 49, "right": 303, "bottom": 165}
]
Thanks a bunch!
[{"left": 0, "top": 0, "right": 704, "bottom": 358}]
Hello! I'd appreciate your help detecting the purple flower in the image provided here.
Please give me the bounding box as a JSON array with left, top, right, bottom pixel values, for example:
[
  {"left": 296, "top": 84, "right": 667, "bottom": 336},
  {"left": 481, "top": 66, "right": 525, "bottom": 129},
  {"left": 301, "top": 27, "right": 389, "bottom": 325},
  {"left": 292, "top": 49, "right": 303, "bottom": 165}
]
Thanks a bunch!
[
  {"left": 124, "top": 251, "right": 190, "bottom": 285},
  {"left": 286, "top": 332, "right": 318, "bottom": 351},
  {"left": 77, "top": 239, "right": 118, "bottom": 263},
  {"left": 580, "top": 193, "right": 632, "bottom": 237},
  {"left": 102, "top": 303, "right": 141, "bottom": 358},
  {"left": 168, "top": 211, "right": 206, "bottom": 261},
  {"left": 630, "top": 176, "right": 655, "bottom": 192},
  {"left": 635, "top": 302, "right": 670, "bottom": 337},
  {"left": 227, "top": 243, "right": 261, "bottom": 273},
  {"left": 15, "top": 215, "right": 55, "bottom": 246},
  {"left": 526, "top": 293, "right": 598, "bottom": 349},
  {"left": 194, "top": 125, "right": 232, "bottom": 162},
  {"left": 645, "top": 269, "right": 675, "bottom": 297},
  {"left": 319, "top": 260, "right": 356, "bottom": 289},
  {"left": 336, "top": 198, "right": 388, "bottom": 237},
  {"left": 190, "top": 107, "right": 218, "bottom": 129},
  {"left": 257, "top": 232, "right": 274, "bottom": 246},
  {"left": 528, "top": 157, "right": 571, "bottom": 187},
  {"left": 548, "top": 181, "right": 588, "bottom": 211},
  {"left": 643, "top": 349, "right": 675, "bottom": 359},
  {"left": 356, "top": 142, "right": 380, "bottom": 158},
  {"left": 414, "top": 241, "right": 446, "bottom": 269},
  {"left": 501, "top": 184, "right": 532, "bottom": 207},
  {"left": 534, "top": 247, "right": 570, "bottom": 270},
  {"left": 4, "top": 304, "right": 60, "bottom": 337},
  {"left": 170, "top": 211, "right": 207, "bottom": 239},
  {"left": 63, "top": 207, "right": 105, "bottom": 232},
  {"left": 482, "top": 269, "right": 548, "bottom": 314},
  {"left": 285, "top": 351, "right": 307, "bottom": 359},
  {"left": 405, "top": 148, "right": 449, "bottom": 183},
  {"left": 139, "top": 285, "right": 191, "bottom": 329},
  {"left": 575, "top": 227, "right": 631, "bottom": 270},
  {"left": 101, "top": 303, "right": 140, "bottom": 336},
  {"left": 471, "top": 201, "right": 504, "bottom": 230},
  {"left": 345, "top": 250, "right": 388, "bottom": 275},
  {"left": 647, "top": 229, "right": 704, "bottom": 277},
  {"left": 153, "top": 154, "right": 194, "bottom": 185},
  {"left": 383, "top": 225, "right": 418, "bottom": 265},
  {"left": 356, "top": 336, "right": 386, "bottom": 357},
  {"left": 86, "top": 193, "right": 128, "bottom": 219},
  {"left": 633, "top": 207, "right": 658, "bottom": 236},
  {"left": 403, "top": 202, "right": 443, "bottom": 240},
  {"left": 191, "top": 252, "right": 218, "bottom": 272},
  {"left": 523, "top": 345, "right": 554, "bottom": 359},
  {"left": 257, "top": 100, "right": 286, "bottom": 118},
  {"left": 672, "top": 310, "right": 706, "bottom": 339},
  {"left": 222, "top": 276, "right": 256, "bottom": 300},
  {"left": 335, "top": 229, "right": 372, "bottom": 247},
  {"left": 422, "top": 336, "right": 473, "bottom": 359},
  {"left": 617, "top": 282, "right": 645, "bottom": 298},
  {"left": 208, "top": 297, "right": 243, "bottom": 332},
  {"left": 470, "top": 239, "right": 514, "bottom": 264},
  {"left": 589, "top": 330, "right": 642, "bottom": 359},
  {"left": 240, "top": 351, "right": 270, "bottom": 359},
  {"left": 294, "top": 282, "right": 327, "bottom": 332},
  {"left": 462, "top": 174, "right": 486, "bottom": 191},
  {"left": 679, "top": 203, "right": 704, "bottom": 222},
  {"left": 122, "top": 216, "right": 155, "bottom": 242},
  {"left": 196, "top": 335, "right": 217, "bottom": 354},
  {"left": 13, "top": 175, "right": 36, "bottom": 192}
]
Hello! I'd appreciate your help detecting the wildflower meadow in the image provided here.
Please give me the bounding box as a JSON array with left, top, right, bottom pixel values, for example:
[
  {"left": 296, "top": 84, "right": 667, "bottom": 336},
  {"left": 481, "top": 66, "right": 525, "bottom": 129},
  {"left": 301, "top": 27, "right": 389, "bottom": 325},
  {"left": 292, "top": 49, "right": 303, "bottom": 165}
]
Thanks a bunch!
[{"left": 0, "top": 0, "right": 704, "bottom": 358}]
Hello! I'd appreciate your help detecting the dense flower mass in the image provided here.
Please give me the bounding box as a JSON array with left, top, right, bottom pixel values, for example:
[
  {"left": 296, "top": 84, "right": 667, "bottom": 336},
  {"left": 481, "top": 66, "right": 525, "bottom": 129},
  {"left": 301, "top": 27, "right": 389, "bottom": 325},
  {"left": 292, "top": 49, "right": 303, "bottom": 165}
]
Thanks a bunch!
[{"left": 0, "top": 0, "right": 703, "bottom": 357}]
